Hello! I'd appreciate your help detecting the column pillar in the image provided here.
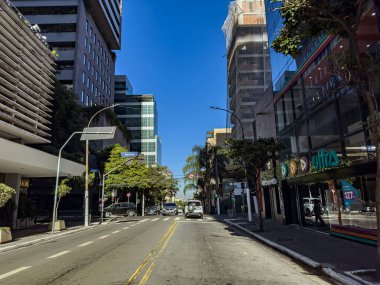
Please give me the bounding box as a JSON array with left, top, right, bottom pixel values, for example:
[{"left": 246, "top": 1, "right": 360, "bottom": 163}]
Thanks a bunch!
[{"left": 5, "top": 173, "right": 21, "bottom": 229}]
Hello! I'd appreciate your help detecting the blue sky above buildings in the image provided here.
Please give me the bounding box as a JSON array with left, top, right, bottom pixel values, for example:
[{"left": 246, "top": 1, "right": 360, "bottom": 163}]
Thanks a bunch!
[{"left": 116, "top": 0, "right": 231, "bottom": 196}]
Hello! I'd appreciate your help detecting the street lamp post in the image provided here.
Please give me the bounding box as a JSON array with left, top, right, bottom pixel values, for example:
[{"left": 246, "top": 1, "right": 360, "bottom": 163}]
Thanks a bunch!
[{"left": 209, "top": 106, "right": 252, "bottom": 222}]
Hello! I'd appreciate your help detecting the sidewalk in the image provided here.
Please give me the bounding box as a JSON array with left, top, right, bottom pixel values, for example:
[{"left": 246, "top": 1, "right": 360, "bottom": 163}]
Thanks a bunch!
[
  {"left": 0, "top": 219, "right": 112, "bottom": 253},
  {"left": 215, "top": 214, "right": 377, "bottom": 285}
]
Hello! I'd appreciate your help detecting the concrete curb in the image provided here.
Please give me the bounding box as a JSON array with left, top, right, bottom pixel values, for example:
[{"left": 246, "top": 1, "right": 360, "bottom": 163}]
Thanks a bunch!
[
  {"left": 223, "top": 219, "right": 362, "bottom": 285},
  {"left": 0, "top": 219, "right": 116, "bottom": 253}
]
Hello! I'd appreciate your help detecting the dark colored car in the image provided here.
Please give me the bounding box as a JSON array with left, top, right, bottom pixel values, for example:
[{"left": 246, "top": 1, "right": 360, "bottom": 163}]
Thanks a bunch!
[
  {"left": 145, "top": 205, "right": 160, "bottom": 215},
  {"left": 104, "top": 202, "right": 137, "bottom": 217},
  {"left": 162, "top": 202, "right": 177, "bottom": 215}
]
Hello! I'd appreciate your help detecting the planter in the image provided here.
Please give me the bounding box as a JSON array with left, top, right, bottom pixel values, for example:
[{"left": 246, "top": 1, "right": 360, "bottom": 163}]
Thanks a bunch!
[
  {"left": 0, "top": 227, "right": 12, "bottom": 244},
  {"left": 48, "top": 220, "right": 66, "bottom": 231},
  {"left": 15, "top": 218, "right": 35, "bottom": 230}
]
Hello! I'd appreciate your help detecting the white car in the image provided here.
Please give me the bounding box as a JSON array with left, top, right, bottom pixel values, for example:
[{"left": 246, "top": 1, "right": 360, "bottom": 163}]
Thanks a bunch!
[{"left": 185, "top": 200, "right": 203, "bottom": 219}]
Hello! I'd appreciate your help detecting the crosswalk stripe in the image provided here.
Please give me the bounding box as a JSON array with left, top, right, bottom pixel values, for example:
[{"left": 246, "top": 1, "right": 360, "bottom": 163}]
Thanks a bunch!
[
  {"left": 122, "top": 226, "right": 130, "bottom": 230},
  {"left": 174, "top": 217, "right": 180, "bottom": 221},
  {"left": 163, "top": 218, "right": 169, "bottom": 221},
  {"left": 98, "top": 235, "right": 109, "bottom": 239},
  {"left": 140, "top": 219, "right": 149, "bottom": 223},
  {"left": 152, "top": 218, "right": 160, "bottom": 221},
  {"left": 112, "top": 230, "right": 120, "bottom": 233}
]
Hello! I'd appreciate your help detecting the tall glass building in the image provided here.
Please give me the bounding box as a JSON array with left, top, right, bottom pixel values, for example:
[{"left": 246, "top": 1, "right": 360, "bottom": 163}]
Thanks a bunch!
[{"left": 114, "top": 92, "right": 161, "bottom": 166}]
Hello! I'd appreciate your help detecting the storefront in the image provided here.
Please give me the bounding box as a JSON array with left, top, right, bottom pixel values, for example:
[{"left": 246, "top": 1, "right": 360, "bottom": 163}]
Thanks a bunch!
[
  {"left": 280, "top": 155, "right": 376, "bottom": 245},
  {"left": 273, "top": 6, "right": 379, "bottom": 245}
]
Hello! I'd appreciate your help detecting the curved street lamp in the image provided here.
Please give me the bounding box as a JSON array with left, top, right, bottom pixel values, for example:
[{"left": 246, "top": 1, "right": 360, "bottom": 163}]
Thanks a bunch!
[{"left": 209, "top": 106, "right": 252, "bottom": 222}]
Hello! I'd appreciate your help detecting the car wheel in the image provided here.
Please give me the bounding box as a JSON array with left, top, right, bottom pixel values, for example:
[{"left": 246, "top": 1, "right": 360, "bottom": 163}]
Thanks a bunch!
[
  {"left": 105, "top": 211, "right": 111, "bottom": 218},
  {"left": 127, "top": 210, "right": 136, "bottom": 217}
]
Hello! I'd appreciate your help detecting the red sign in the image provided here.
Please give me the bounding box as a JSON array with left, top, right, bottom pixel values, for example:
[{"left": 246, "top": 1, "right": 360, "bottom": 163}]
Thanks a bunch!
[{"left": 126, "top": 193, "right": 131, "bottom": 197}]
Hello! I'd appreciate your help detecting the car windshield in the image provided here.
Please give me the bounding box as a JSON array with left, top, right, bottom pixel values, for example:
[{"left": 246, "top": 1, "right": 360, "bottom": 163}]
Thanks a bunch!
[
  {"left": 187, "top": 201, "right": 201, "bottom": 206},
  {"left": 164, "top": 203, "right": 176, "bottom": 207}
]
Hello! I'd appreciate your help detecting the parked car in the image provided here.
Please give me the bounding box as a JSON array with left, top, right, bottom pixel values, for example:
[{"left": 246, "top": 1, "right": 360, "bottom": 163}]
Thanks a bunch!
[
  {"left": 145, "top": 205, "right": 160, "bottom": 215},
  {"left": 185, "top": 200, "right": 203, "bottom": 219},
  {"left": 303, "top": 198, "right": 324, "bottom": 216},
  {"left": 162, "top": 202, "right": 177, "bottom": 215},
  {"left": 103, "top": 202, "right": 137, "bottom": 217},
  {"left": 362, "top": 201, "right": 376, "bottom": 212}
]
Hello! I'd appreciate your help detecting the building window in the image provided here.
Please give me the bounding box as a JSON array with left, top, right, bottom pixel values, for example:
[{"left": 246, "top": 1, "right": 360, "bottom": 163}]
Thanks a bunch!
[
  {"left": 81, "top": 90, "right": 84, "bottom": 102},
  {"left": 86, "top": 95, "right": 89, "bottom": 106},
  {"left": 84, "top": 36, "right": 88, "bottom": 48},
  {"left": 96, "top": 71, "right": 98, "bottom": 81},
  {"left": 90, "top": 99, "right": 93, "bottom": 106},
  {"left": 85, "top": 20, "right": 88, "bottom": 31},
  {"left": 87, "top": 77, "right": 90, "bottom": 88},
  {"left": 89, "top": 43, "right": 92, "bottom": 54},
  {"left": 95, "top": 87, "right": 98, "bottom": 96},
  {"left": 83, "top": 54, "right": 87, "bottom": 66},
  {"left": 90, "top": 27, "right": 93, "bottom": 37},
  {"left": 94, "top": 34, "right": 96, "bottom": 44},
  {"left": 101, "top": 46, "right": 103, "bottom": 55},
  {"left": 97, "top": 40, "right": 100, "bottom": 48},
  {"left": 88, "top": 60, "right": 91, "bottom": 71},
  {"left": 91, "top": 82, "right": 94, "bottom": 93},
  {"left": 93, "top": 49, "right": 95, "bottom": 60},
  {"left": 82, "top": 72, "right": 85, "bottom": 84},
  {"left": 96, "top": 55, "right": 99, "bottom": 65},
  {"left": 92, "top": 65, "right": 95, "bottom": 76}
]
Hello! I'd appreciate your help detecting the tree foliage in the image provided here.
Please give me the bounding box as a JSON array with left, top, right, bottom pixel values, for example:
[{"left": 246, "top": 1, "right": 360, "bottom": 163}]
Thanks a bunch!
[{"left": 0, "top": 183, "right": 16, "bottom": 208}]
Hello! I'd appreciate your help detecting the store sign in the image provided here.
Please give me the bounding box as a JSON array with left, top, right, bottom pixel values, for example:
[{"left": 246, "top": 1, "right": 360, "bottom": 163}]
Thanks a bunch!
[
  {"left": 281, "top": 149, "right": 341, "bottom": 179},
  {"left": 341, "top": 180, "right": 358, "bottom": 207},
  {"left": 300, "top": 156, "right": 309, "bottom": 173},
  {"left": 290, "top": 160, "right": 298, "bottom": 176},
  {"left": 281, "top": 164, "right": 288, "bottom": 177},
  {"left": 20, "top": 179, "right": 30, "bottom": 188},
  {"left": 311, "top": 149, "right": 340, "bottom": 171}
]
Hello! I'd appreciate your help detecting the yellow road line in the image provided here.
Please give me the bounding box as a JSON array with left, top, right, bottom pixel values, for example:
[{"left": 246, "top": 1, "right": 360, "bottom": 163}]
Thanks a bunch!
[
  {"left": 138, "top": 222, "right": 178, "bottom": 285},
  {"left": 126, "top": 222, "right": 177, "bottom": 285}
]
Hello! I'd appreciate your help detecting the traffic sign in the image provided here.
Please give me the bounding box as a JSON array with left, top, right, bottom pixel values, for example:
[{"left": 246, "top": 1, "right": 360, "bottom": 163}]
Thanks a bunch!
[
  {"left": 121, "top": 152, "right": 139, "bottom": 157},
  {"left": 80, "top": 126, "right": 116, "bottom": 141},
  {"left": 126, "top": 193, "right": 131, "bottom": 197}
]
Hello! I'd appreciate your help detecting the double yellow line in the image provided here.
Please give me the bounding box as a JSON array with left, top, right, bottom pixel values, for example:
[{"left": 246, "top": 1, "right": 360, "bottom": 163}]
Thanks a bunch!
[{"left": 126, "top": 222, "right": 178, "bottom": 285}]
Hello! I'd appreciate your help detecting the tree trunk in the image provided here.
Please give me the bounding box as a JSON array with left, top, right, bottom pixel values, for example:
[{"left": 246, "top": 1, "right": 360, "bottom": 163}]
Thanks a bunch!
[{"left": 256, "top": 169, "right": 264, "bottom": 232}]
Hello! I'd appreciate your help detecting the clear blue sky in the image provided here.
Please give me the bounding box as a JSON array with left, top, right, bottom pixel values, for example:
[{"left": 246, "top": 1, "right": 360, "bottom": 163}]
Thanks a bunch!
[{"left": 116, "top": 0, "right": 231, "bottom": 195}]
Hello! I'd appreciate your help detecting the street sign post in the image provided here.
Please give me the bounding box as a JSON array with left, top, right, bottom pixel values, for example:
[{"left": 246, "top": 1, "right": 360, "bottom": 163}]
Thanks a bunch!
[
  {"left": 127, "top": 192, "right": 131, "bottom": 203},
  {"left": 121, "top": 152, "right": 139, "bottom": 158}
]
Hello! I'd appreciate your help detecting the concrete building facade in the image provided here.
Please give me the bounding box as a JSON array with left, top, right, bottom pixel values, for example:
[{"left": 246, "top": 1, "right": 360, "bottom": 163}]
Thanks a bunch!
[
  {"left": 13, "top": 0, "right": 122, "bottom": 107},
  {"left": 222, "top": 0, "right": 272, "bottom": 139},
  {"left": 0, "top": 1, "right": 84, "bottom": 228}
]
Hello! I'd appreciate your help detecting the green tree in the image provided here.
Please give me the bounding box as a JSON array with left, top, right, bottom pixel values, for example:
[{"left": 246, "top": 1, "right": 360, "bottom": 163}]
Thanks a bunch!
[
  {"left": 182, "top": 145, "right": 204, "bottom": 195},
  {"left": 226, "top": 138, "right": 281, "bottom": 231},
  {"left": 0, "top": 183, "right": 16, "bottom": 227},
  {"left": 272, "top": 0, "right": 380, "bottom": 276},
  {"left": 55, "top": 178, "right": 72, "bottom": 219}
]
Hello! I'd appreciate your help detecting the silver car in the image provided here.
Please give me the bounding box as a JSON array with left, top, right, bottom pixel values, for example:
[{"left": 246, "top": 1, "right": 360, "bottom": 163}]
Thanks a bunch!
[{"left": 185, "top": 200, "right": 203, "bottom": 219}]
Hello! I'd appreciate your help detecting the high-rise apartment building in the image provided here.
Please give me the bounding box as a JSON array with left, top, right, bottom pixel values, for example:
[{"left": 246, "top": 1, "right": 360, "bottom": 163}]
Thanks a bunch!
[
  {"left": 0, "top": 0, "right": 84, "bottom": 228},
  {"left": 222, "top": 0, "right": 272, "bottom": 139},
  {"left": 13, "top": 0, "right": 123, "bottom": 107},
  {"left": 115, "top": 75, "right": 133, "bottom": 98},
  {"left": 114, "top": 94, "right": 161, "bottom": 166}
]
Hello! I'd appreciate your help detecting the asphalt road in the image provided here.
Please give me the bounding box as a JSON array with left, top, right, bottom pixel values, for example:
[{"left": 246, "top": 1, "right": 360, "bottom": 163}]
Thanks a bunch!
[{"left": 0, "top": 215, "right": 335, "bottom": 285}]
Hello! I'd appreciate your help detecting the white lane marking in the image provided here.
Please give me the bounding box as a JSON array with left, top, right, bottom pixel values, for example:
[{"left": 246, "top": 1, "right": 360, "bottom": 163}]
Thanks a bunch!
[
  {"left": 130, "top": 224, "right": 136, "bottom": 227},
  {"left": 0, "top": 266, "right": 32, "bottom": 280},
  {"left": 122, "top": 226, "right": 130, "bottom": 230},
  {"left": 174, "top": 217, "right": 180, "bottom": 221},
  {"left": 47, "top": 250, "right": 71, "bottom": 259},
  {"left": 140, "top": 219, "right": 149, "bottom": 223},
  {"left": 151, "top": 218, "right": 160, "bottom": 221},
  {"left": 163, "top": 218, "right": 169, "bottom": 221},
  {"left": 112, "top": 230, "right": 121, "bottom": 233},
  {"left": 206, "top": 217, "right": 212, "bottom": 220},
  {"left": 98, "top": 235, "right": 109, "bottom": 239},
  {"left": 78, "top": 241, "right": 94, "bottom": 247}
]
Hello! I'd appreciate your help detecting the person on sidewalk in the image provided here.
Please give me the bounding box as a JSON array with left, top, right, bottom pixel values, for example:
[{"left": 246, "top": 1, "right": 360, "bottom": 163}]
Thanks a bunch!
[{"left": 314, "top": 200, "right": 325, "bottom": 226}]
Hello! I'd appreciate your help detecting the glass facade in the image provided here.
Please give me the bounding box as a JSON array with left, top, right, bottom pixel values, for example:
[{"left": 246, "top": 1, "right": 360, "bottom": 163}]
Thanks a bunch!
[{"left": 274, "top": 7, "right": 380, "bottom": 242}]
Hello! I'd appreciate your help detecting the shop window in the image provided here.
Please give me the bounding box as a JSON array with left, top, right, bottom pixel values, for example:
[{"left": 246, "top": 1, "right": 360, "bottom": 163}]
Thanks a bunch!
[
  {"left": 296, "top": 121, "right": 309, "bottom": 153},
  {"left": 338, "top": 90, "right": 363, "bottom": 135},
  {"left": 283, "top": 91, "right": 294, "bottom": 126},
  {"left": 292, "top": 79, "right": 304, "bottom": 119},
  {"left": 275, "top": 99, "right": 285, "bottom": 132},
  {"left": 309, "top": 103, "right": 339, "bottom": 149},
  {"left": 345, "top": 131, "right": 370, "bottom": 164},
  {"left": 278, "top": 129, "right": 297, "bottom": 161}
]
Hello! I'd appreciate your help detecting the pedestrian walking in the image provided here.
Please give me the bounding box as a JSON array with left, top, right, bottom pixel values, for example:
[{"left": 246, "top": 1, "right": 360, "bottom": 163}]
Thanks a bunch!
[{"left": 314, "top": 200, "right": 325, "bottom": 226}]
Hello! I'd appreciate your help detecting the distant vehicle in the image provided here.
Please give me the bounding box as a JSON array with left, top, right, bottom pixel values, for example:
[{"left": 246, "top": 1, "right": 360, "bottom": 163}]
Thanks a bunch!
[
  {"left": 103, "top": 202, "right": 137, "bottom": 218},
  {"left": 162, "top": 202, "right": 177, "bottom": 215},
  {"left": 185, "top": 200, "right": 203, "bottom": 219},
  {"left": 145, "top": 205, "right": 160, "bottom": 215},
  {"left": 303, "top": 198, "right": 324, "bottom": 216},
  {"left": 362, "top": 201, "right": 375, "bottom": 212}
]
